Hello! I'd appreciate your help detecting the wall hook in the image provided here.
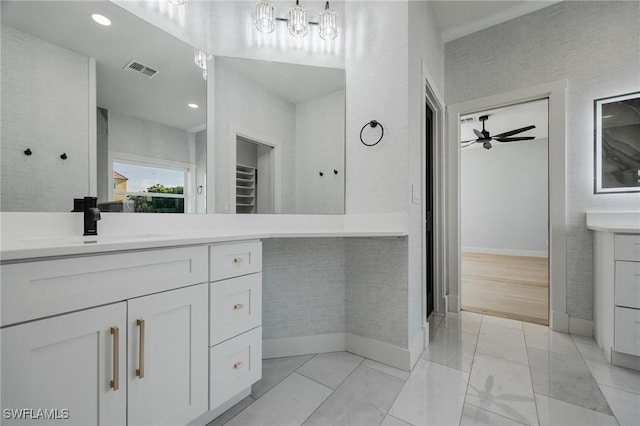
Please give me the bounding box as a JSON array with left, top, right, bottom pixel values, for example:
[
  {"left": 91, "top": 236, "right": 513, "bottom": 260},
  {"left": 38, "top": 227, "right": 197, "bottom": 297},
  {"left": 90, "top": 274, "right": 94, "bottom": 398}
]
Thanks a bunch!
[
  {"left": 360, "top": 120, "right": 384, "bottom": 147},
  {"left": 24, "top": 148, "right": 32, "bottom": 156},
  {"left": 319, "top": 171, "right": 324, "bottom": 177},
  {"left": 333, "top": 169, "right": 338, "bottom": 175},
  {"left": 60, "top": 153, "right": 68, "bottom": 160}
]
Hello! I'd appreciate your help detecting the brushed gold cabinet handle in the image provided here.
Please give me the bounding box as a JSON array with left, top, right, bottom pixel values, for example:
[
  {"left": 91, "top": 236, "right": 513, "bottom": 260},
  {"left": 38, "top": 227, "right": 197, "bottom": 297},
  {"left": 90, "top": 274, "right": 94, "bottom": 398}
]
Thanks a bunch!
[
  {"left": 110, "top": 326, "right": 119, "bottom": 391},
  {"left": 136, "top": 319, "right": 145, "bottom": 378},
  {"left": 233, "top": 361, "right": 244, "bottom": 369},
  {"left": 233, "top": 257, "right": 244, "bottom": 264},
  {"left": 233, "top": 303, "right": 244, "bottom": 310}
]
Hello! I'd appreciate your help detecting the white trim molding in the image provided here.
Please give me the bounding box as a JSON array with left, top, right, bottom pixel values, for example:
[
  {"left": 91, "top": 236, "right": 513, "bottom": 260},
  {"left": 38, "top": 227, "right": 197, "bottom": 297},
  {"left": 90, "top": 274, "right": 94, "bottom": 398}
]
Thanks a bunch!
[
  {"left": 569, "top": 317, "right": 594, "bottom": 337},
  {"left": 262, "top": 333, "right": 346, "bottom": 359},
  {"left": 446, "top": 79, "right": 568, "bottom": 333}
]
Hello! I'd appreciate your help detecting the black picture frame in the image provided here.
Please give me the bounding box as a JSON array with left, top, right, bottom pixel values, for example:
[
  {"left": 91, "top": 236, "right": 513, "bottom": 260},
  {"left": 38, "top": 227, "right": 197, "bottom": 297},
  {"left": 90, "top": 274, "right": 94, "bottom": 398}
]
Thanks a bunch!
[{"left": 594, "top": 91, "right": 640, "bottom": 194}]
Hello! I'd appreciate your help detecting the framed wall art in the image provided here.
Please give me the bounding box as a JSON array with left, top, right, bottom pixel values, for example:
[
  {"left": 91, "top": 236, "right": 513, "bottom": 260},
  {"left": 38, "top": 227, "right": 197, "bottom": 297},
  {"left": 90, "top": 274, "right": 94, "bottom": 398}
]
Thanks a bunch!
[{"left": 594, "top": 91, "right": 640, "bottom": 193}]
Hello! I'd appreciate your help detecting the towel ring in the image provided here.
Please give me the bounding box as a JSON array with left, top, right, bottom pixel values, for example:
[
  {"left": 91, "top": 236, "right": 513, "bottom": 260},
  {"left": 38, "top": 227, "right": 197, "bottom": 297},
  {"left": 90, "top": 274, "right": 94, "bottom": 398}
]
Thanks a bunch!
[{"left": 360, "top": 120, "right": 384, "bottom": 147}]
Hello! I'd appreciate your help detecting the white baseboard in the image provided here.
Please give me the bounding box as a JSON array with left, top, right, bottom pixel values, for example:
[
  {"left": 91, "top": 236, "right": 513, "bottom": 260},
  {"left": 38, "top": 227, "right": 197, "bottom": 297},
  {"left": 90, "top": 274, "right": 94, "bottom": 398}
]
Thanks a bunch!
[
  {"left": 448, "top": 295, "right": 460, "bottom": 312},
  {"left": 187, "top": 387, "right": 251, "bottom": 426},
  {"left": 345, "top": 333, "right": 411, "bottom": 371},
  {"left": 569, "top": 317, "right": 593, "bottom": 337},
  {"left": 409, "top": 330, "right": 425, "bottom": 369},
  {"left": 550, "top": 311, "right": 569, "bottom": 333},
  {"left": 462, "top": 247, "right": 548, "bottom": 258},
  {"left": 263, "top": 333, "right": 346, "bottom": 359},
  {"left": 612, "top": 350, "right": 640, "bottom": 371}
]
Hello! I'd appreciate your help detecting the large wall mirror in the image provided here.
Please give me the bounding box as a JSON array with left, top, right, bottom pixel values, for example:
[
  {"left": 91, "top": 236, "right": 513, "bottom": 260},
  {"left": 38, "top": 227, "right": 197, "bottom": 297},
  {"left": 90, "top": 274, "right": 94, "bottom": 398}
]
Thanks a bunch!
[
  {"left": 214, "top": 56, "right": 345, "bottom": 214},
  {"left": 1, "top": 1, "right": 346, "bottom": 215},
  {"left": 1, "top": 0, "right": 207, "bottom": 213}
]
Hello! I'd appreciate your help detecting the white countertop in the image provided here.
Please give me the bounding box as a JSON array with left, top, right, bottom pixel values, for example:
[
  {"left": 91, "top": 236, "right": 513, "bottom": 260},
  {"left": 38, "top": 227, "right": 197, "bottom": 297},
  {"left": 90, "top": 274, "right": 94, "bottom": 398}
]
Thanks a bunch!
[
  {"left": 586, "top": 211, "right": 640, "bottom": 233},
  {"left": 0, "top": 213, "right": 408, "bottom": 262}
]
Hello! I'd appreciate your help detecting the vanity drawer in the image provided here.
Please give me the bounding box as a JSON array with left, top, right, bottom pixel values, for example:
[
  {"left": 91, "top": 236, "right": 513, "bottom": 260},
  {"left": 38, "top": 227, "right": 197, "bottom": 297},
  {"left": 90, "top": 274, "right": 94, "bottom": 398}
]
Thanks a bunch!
[
  {"left": 615, "top": 307, "right": 640, "bottom": 356},
  {"left": 210, "top": 273, "right": 262, "bottom": 346},
  {"left": 615, "top": 235, "right": 640, "bottom": 262},
  {"left": 210, "top": 241, "right": 262, "bottom": 281},
  {"left": 615, "top": 261, "right": 640, "bottom": 309},
  {"left": 209, "top": 326, "right": 262, "bottom": 409},
  {"left": 1, "top": 246, "right": 209, "bottom": 326}
]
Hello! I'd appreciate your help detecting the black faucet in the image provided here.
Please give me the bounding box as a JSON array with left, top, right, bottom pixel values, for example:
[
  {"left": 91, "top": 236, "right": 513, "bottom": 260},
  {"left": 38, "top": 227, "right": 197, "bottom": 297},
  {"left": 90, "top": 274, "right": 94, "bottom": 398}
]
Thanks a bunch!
[{"left": 72, "top": 197, "right": 101, "bottom": 236}]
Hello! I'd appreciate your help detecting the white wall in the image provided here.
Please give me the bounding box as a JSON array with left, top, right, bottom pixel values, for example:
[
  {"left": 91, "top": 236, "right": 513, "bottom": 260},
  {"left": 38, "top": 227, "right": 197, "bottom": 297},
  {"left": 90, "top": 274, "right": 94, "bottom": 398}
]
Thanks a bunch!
[
  {"left": 108, "top": 110, "right": 192, "bottom": 163},
  {"left": 445, "top": 1, "right": 640, "bottom": 320},
  {"left": 1, "top": 25, "right": 90, "bottom": 212},
  {"left": 461, "top": 139, "right": 549, "bottom": 256},
  {"left": 295, "top": 90, "right": 345, "bottom": 214},
  {"left": 214, "top": 60, "right": 296, "bottom": 214}
]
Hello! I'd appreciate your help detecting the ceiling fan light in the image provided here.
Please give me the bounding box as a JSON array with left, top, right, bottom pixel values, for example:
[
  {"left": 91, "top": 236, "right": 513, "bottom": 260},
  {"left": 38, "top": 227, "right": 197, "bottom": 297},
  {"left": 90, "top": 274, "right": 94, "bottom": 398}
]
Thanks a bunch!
[
  {"left": 319, "top": 1, "right": 338, "bottom": 41},
  {"left": 288, "top": 0, "right": 308, "bottom": 38},
  {"left": 255, "top": 0, "right": 276, "bottom": 34},
  {"left": 483, "top": 141, "right": 492, "bottom": 150}
]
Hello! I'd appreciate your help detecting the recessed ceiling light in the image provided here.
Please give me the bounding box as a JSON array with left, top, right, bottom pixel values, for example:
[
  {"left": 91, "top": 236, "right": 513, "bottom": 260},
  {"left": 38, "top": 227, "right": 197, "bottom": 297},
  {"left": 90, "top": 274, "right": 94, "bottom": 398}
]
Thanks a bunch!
[
  {"left": 91, "top": 13, "right": 111, "bottom": 26},
  {"left": 602, "top": 114, "right": 613, "bottom": 119},
  {"left": 188, "top": 103, "right": 199, "bottom": 109}
]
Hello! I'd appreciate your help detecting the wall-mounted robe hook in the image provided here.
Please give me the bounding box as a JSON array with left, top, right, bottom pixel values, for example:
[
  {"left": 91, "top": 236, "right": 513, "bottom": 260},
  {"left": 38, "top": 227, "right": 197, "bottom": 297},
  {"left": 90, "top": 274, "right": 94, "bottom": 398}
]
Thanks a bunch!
[
  {"left": 319, "top": 171, "right": 324, "bottom": 177},
  {"left": 60, "top": 153, "right": 68, "bottom": 160},
  {"left": 24, "top": 148, "right": 32, "bottom": 156},
  {"left": 334, "top": 169, "right": 338, "bottom": 175},
  {"left": 360, "top": 120, "right": 384, "bottom": 147}
]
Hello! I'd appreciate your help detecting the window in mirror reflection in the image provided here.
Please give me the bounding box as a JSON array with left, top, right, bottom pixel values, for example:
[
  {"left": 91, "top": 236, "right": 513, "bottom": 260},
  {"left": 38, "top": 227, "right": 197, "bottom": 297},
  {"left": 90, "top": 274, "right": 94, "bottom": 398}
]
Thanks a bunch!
[{"left": 112, "top": 161, "right": 188, "bottom": 213}]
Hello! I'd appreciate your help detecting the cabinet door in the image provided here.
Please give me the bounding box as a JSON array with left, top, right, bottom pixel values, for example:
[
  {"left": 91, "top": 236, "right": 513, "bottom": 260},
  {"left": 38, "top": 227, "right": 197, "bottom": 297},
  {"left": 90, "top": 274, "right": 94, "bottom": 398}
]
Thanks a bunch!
[
  {"left": 1, "top": 303, "right": 126, "bottom": 425},
  {"left": 127, "top": 284, "right": 208, "bottom": 426}
]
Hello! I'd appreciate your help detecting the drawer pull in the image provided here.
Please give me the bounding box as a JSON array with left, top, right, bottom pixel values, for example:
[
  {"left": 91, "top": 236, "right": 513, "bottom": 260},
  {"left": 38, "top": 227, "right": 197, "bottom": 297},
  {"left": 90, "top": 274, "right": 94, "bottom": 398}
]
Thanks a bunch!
[
  {"left": 233, "top": 257, "right": 244, "bottom": 264},
  {"left": 110, "top": 326, "right": 119, "bottom": 391},
  {"left": 136, "top": 318, "right": 145, "bottom": 378},
  {"left": 233, "top": 303, "right": 245, "bottom": 310},
  {"left": 233, "top": 361, "right": 244, "bottom": 369}
]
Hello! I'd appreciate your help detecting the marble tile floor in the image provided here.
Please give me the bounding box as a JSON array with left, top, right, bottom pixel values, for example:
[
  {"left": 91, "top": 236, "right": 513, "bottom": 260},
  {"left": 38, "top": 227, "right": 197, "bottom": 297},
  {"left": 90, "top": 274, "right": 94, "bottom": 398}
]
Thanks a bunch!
[{"left": 208, "top": 312, "right": 640, "bottom": 426}]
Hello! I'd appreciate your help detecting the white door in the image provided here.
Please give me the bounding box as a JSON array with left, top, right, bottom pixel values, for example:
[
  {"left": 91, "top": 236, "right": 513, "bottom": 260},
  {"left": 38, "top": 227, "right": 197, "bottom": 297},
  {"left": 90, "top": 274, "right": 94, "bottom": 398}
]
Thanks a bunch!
[
  {"left": 1, "top": 303, "right": 127, "bottom": 425},
  {"left": 127, "top": 284, "right": 208, "bottom": 426}
]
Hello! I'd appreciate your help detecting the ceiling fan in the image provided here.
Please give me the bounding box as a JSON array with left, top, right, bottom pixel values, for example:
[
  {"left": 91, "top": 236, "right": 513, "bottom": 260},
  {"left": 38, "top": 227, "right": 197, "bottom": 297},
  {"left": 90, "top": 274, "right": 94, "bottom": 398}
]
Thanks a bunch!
[{"left": 461, "top": 115, "right": 536, "bottom": 150}]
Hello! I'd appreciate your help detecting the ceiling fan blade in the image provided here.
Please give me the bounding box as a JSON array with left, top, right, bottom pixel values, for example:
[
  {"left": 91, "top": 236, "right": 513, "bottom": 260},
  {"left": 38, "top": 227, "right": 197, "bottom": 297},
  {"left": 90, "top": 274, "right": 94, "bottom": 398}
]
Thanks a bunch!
[
  {"left": 495, "top": 136, "right": 536, "bottom": 142},
  {"left": 473, "top": 129, "right": 484, "bottom": 139},
  {"left": 460, "top": 138, "right": 477, "bottom": 143},
  {"left": 461, "top": 141, "right": 477, "bottom": 148},
  {"left": 493, "top": 125, "right": 536, "bottom": 138}
]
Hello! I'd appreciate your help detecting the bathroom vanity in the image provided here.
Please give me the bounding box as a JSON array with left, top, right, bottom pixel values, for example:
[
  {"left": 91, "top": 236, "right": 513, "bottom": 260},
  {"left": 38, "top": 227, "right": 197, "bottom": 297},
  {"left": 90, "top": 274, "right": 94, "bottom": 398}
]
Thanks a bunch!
[
  {"left": 588, "top": 212, "right": 640, "bottom": 371},
  {"left": 0, "top": 212, "right": 408, "bottom": 425}
]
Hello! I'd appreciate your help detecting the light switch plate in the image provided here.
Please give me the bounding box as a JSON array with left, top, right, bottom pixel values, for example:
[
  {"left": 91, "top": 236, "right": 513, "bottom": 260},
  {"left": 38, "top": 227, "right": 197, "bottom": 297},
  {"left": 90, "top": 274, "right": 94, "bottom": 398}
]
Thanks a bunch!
[{"left": 411, "top": 184, "right": 421, "bottom": 204}]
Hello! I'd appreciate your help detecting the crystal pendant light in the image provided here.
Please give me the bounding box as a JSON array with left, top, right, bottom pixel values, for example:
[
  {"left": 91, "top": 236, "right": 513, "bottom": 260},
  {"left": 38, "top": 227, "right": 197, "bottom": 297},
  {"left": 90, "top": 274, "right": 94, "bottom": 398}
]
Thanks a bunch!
[
  {"left": 194, "top": 49, "right": 210, "bottom": 70},
  {"left": 255, "top": 0, "right": 276, "bottom": 33},
  {"left": 168, "top": 0, "right": 187, "bottom": 5},
  {"left": 288, "top": 0, "right": 308, "bottom": 38},
  {"left": 318, "top": 1, "right": 338, "bottom": 40}
]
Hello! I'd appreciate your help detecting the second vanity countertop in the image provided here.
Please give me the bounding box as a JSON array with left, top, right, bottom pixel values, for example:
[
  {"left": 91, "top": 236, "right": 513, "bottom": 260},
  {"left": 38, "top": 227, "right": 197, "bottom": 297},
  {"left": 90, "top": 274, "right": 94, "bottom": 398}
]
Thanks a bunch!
[
  {"left": 0, "top": 213, "right": 408, "bottom": 262},
  {"left": 586, "top": 211, "right": 640, "bottom": 234}
]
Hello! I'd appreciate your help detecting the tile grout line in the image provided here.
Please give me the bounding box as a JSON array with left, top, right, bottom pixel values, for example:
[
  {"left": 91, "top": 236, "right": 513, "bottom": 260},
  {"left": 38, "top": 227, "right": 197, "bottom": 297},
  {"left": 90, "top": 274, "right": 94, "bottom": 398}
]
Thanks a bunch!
[
  {"left": 458, "top": 312, "right": 483, "bottom": 426},
  {"left": 522, "top": 321, "right": 542, "bottom": 426},
  {"left": 569, "top": 334, "right": 624, "bottom": 424},
  {"left": 464, "top": 401, "right": 529, "bottom": 426},
  {"left": 299, "top": 356, "right": 366, "bottom": 426}
]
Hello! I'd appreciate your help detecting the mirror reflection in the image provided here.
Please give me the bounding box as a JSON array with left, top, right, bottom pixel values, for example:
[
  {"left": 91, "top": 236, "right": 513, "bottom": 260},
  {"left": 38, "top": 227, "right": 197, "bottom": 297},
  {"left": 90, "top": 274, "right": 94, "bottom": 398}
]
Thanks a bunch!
[
  {"left": 214, "top": 56, "right": 345, "bottom": 214},
  {"left": 1, "top": 0, "right": 207, "bottom": 213}
]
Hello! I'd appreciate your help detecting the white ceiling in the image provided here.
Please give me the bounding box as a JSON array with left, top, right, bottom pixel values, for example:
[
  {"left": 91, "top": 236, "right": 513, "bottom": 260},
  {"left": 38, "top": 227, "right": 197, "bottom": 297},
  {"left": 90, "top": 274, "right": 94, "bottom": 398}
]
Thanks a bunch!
[
  {"left": 460, "top": 98, "right": 548, "bottom": 148},
  {"left": 431, "top": 0, "right": 562, "bottom": 42},
  {"left": 2, "top": 0, "right": 206, "bottom": 131},
  {"left": 217, "top": 56, "right": 345, "bottom": 105}
]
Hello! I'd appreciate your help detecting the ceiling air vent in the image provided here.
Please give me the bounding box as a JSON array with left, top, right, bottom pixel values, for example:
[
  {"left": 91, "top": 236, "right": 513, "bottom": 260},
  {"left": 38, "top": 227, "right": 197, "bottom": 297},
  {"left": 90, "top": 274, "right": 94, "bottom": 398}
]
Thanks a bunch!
[
  {"left": 460, "top": 115, "right": 476, "bottom": 124},
  {"left": 123, "top": 59, "right": 158, "bottom": 79}
]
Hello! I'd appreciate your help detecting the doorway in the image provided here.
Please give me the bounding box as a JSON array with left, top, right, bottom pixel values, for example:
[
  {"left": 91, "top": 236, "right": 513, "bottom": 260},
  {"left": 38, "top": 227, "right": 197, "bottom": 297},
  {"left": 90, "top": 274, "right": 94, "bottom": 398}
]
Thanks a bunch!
[
  {"left": 459, "top": 99, "right": 549, "bottom": 325},
  {"left": 425, "top": 103, "right": 435, "bottom": 319},
  {"left": 236, "top": 136, "right": 275, "bottom": 214}
]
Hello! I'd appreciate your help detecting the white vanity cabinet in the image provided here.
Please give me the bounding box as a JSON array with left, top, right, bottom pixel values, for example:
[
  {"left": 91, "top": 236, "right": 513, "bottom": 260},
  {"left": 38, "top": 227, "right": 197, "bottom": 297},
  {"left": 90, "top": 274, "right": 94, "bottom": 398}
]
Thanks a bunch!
[
  {"left": 0, "top": 246, "right": 210, "bottom": 425},
  {"left": 593, "top": 232, "right": 640, "bottom": 369},
  {"left": 208, "top": 241, "right": 263, "bottom": 410},
  {"left": 1, "top": 303, "right": 128, "bottom": 425}
]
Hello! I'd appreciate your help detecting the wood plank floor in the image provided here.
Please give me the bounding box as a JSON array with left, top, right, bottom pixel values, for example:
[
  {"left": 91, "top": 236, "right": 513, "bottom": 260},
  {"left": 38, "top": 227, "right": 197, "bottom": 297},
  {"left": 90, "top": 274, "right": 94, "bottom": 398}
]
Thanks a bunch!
[{"left": 461, "top": 252, "right": 549, "bottom": 325}]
